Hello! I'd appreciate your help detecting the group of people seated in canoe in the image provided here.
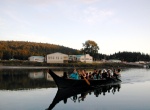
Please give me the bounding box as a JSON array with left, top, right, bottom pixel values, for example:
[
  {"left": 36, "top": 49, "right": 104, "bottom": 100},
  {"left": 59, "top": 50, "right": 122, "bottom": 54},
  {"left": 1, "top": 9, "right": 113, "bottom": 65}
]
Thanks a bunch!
[{"left": 68, "top": 68, "right": 121, "bottom": 80}]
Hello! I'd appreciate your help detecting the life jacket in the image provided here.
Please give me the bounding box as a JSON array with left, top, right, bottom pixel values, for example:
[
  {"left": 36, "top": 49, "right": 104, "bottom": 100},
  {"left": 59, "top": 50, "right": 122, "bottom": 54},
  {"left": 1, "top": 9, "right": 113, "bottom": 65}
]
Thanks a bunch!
[{"left": 69, "top": 72, "right": 79, "bottom": 79}]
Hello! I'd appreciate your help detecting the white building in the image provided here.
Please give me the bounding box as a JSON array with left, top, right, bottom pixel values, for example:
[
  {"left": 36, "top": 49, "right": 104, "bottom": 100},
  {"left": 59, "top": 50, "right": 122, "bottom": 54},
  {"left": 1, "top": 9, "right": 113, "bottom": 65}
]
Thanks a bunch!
[
  {"left": 76, "top": 54, "right": 93, "bottom": 63},
  {"left": 46, "top": 52, "right": 68, "bottom": 63},
  {"left": 28, "top": 56, "right": 44, "bottom": 62}
]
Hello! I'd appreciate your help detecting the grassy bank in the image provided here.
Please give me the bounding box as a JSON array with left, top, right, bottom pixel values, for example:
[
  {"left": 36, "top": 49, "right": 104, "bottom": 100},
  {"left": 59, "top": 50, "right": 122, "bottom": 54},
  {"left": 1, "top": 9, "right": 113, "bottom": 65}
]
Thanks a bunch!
[{"left": 0, "top": 60, "right": 143, "bottom": 69}]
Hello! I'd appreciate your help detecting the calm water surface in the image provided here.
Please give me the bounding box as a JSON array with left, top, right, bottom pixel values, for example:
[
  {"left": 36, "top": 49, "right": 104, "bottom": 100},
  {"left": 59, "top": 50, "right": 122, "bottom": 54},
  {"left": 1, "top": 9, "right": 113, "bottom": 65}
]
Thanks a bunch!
[{"left": 0, "top": 68, "right": 150, "bottom": 110}]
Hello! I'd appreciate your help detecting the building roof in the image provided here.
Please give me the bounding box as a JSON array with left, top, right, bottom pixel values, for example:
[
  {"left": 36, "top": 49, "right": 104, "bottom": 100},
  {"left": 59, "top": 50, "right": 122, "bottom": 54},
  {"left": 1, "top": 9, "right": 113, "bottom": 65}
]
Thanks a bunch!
[
  {"left": 47, "top": 52, "right": 68, "bottom": 56},
  {"left": 76, "top": 55, "right": 84, "bottom": 58}
]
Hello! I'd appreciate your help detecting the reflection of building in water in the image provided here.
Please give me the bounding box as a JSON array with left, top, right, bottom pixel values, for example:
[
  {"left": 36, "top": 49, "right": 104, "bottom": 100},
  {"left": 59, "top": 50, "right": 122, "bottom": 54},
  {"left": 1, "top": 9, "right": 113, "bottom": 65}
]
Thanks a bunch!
[
  {"left": 46, "top": 71, "right": 64, "bottom": 81},
  {"left": 29, "top": 71, "right": 66, "bottom": 81},
  {"left": 29, "top": 71, "right": 44, "bottom": 79}
]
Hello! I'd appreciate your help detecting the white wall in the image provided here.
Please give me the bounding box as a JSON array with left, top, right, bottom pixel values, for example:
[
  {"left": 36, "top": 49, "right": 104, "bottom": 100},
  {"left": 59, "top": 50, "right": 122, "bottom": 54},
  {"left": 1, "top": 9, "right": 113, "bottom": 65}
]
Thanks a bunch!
[
  {"left": 79, "top": 54, "right": 93, "bottom": 63},
  {"left": 29, "top": 56, "right": 44, "bottom": 62},
  {"left": 46, "top": 52, "right": 68, "bottom": 63}
]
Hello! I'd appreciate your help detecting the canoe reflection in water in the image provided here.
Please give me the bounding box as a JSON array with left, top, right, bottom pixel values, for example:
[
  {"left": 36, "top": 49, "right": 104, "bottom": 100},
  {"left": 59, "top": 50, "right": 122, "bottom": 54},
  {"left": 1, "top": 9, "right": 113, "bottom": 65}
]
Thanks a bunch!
[{"left": 47, "top": 84, "right": 121, "bottom": 110}]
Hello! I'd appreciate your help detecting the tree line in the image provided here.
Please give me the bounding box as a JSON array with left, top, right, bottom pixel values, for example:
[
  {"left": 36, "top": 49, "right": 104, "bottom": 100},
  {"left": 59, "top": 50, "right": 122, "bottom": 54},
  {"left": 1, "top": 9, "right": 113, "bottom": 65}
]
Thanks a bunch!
[
  {"left": 0, "top": 40, "right": 150, "bottom": 62},
  {"left": 89, "top": 51, "right": 150, "bottom": 62},
  {"left": 0, "top": 41, "right": 81, "bottom": 60},
  {"left": 108, "top": 52, "right": 150, "bottom": 62},
  {"left": 93, "top": 51, "right": 150, "bottom": 62},
  {"left": 81, "top": 40, "right": 150, "bottom": 62}
]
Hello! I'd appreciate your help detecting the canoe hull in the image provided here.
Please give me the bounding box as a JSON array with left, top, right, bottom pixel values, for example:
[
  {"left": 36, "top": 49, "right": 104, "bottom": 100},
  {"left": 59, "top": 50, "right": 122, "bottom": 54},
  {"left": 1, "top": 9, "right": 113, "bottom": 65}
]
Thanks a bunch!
[{"left": 48, "top": 69, "right": 121, "bottom": 88}]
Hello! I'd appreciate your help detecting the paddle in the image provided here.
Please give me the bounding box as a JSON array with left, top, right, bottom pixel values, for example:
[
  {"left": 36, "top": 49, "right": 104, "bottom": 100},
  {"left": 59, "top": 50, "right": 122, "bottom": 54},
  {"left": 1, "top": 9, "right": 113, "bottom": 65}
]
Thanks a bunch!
[
  {"left": 78, "top": 70, "right": 90, "bottom": 86},
  {"left": 83, "top": 75, "right": 90, "bottom": 85}
]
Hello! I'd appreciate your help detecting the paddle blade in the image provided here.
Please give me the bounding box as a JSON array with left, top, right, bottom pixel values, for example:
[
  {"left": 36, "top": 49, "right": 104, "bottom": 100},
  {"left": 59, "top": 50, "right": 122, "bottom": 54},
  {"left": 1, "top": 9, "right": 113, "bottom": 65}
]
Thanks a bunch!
[{"left": 84, "top": 77, "right": 90, "bottom": 85}]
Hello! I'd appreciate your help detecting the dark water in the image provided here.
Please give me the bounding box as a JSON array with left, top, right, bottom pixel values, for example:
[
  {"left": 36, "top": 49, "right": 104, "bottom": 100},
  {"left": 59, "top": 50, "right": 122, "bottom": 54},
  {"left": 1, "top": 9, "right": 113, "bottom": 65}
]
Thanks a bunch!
[{"left": 0, "top": 68, "right": 150, "bottom": 110}]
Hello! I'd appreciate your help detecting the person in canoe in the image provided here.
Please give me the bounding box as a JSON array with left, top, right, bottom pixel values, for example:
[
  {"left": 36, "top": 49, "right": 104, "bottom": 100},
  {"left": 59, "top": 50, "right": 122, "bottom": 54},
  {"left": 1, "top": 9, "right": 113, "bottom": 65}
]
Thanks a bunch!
[
  {"left": 78, "top": 70, "right": 87, "bottom": 79},
  {"left": 97, "top": 69, "right": 102, "bottom": 79},
  {"left": 69, "top": 69, "right": 79, "bottom": 80},
  {"left": 101, "top": 69, "right": 108, "bottom": 79},
  {"left": 92, "top": 69, "right": 98, "bottom": 79},
  {"left": 112, "top": 67, "right": 121, "bottom": 79}
]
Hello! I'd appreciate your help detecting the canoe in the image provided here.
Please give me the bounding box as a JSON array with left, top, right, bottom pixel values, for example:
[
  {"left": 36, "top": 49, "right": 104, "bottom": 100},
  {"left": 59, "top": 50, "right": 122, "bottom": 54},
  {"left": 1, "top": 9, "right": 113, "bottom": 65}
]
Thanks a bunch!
[
  {"left": 47, "top": 83, "right": 121, "bottom": 110},
  {"left": 48, "top": 69, "right": 121, "bottom": 88}
]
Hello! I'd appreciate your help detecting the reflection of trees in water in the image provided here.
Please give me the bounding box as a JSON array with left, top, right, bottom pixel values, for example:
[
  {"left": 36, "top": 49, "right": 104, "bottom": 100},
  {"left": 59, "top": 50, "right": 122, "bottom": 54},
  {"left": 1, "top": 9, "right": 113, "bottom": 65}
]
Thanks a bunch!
[{"left": 0, "top": 69, "right": 56, "bottom": 90}]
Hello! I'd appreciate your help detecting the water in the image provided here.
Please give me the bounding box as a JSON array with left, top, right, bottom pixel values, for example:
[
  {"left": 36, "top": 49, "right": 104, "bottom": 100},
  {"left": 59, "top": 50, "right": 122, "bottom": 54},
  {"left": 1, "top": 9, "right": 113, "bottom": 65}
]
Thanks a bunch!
[{"left": 0, "top": 68, "right": 150, "bottom": 110}]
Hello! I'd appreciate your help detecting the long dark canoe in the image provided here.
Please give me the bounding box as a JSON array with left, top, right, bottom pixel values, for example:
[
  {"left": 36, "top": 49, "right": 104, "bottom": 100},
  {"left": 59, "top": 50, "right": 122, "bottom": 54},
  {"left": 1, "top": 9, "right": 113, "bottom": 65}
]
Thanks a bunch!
[
  {"left": 48, "top": 69, "right": 121, "bottom": 88},
  {"left": 47, "top": 84, "right": 121, "bottom": 110}
]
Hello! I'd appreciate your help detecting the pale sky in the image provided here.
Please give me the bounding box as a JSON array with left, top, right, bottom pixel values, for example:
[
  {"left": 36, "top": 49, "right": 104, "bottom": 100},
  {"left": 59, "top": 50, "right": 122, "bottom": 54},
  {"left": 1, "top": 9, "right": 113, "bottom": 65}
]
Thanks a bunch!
[{"left": 0, "top": 0, "right": 150, "bottom": 55}]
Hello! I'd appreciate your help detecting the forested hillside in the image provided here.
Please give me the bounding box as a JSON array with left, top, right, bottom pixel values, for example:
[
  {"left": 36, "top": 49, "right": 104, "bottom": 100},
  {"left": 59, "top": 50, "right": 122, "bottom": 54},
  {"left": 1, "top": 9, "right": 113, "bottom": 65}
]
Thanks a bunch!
[
  {"left": 0, "top": 41, "right": 81, "bottom": 60},
  {"left": 109, "top": 52, "right": 150, "bottom": 62},
  {"left": 0, "top": 41, "right": 150, "bottom": 62}
]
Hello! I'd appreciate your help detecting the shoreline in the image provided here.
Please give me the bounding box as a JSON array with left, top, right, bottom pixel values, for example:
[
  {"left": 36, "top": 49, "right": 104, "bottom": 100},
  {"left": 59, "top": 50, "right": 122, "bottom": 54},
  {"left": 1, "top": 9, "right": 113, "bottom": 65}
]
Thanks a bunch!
[
  {"left": 0, "top": 61, "right": 144, "bottom": 70},
  {"left": 0, "top": 66, "right": 75, "bottom": 69}
]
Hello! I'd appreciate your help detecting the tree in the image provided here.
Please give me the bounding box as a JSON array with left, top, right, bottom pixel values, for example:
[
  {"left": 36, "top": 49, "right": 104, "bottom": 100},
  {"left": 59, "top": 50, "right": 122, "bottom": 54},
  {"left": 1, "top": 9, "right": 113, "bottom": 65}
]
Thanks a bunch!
[{"left": 82, "top": 40, "right": 99, "bottom": 61}]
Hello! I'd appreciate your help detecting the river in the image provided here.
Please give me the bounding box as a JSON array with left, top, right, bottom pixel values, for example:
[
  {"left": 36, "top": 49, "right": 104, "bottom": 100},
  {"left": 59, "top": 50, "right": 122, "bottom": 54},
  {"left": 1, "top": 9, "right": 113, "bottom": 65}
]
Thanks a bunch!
[{"left": 0, "top": 68, "right": 150, "bottom": 110}]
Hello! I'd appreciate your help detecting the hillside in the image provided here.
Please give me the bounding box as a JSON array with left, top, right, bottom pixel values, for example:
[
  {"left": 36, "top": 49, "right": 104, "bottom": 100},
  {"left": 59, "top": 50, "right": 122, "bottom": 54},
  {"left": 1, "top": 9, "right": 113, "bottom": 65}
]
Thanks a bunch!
[
  {"left": 0, "top": 41, "right": 81, "bottom": 60},
  {"left": 0, "top": 41, "right": 150, "bottom": 62}
]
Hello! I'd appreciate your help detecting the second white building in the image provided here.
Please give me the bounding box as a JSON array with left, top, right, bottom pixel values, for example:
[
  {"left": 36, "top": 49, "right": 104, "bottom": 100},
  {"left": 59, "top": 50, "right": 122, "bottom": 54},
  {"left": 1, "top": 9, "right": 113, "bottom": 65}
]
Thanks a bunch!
[{"left": 69, "top": 54, "right": 93, "bottom": 63}]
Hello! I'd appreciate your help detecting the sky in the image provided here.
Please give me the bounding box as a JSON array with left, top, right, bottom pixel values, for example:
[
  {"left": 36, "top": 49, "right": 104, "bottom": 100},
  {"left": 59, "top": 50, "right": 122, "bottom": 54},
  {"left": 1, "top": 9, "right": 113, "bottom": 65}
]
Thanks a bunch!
[{"left": 0, "top": 0, "right": 150, "bottom": 55}]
